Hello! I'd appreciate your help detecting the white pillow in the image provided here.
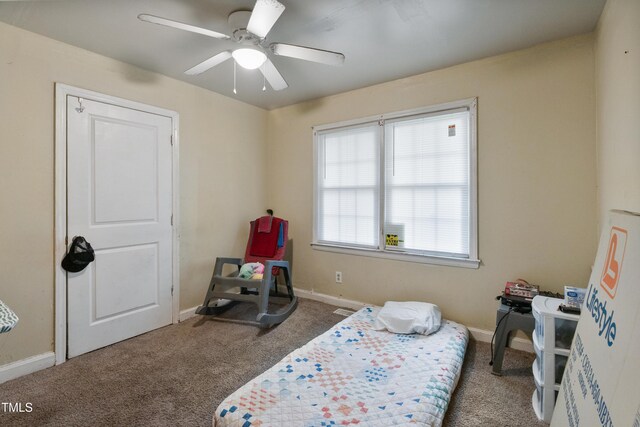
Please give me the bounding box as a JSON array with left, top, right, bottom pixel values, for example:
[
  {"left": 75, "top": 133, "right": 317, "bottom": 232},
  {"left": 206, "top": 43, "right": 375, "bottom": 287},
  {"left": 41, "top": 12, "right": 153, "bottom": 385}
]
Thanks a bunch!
[{"left": 373, "top": 301, "right": 442, "bottom": 335}]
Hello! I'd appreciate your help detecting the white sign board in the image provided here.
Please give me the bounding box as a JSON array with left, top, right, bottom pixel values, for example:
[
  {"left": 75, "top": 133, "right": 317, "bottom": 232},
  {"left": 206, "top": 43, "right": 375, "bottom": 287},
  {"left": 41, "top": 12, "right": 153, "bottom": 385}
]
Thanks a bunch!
[{"left": 552, "top": 210, "right": 640, "bottom": 426}]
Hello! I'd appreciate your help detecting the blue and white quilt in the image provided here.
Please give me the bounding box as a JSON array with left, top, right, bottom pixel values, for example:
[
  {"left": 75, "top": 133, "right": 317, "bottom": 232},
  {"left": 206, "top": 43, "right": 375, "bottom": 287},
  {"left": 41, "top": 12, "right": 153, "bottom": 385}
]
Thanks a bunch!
[{"left": 214, "top": 307, "right": 468, "bottom": 427}]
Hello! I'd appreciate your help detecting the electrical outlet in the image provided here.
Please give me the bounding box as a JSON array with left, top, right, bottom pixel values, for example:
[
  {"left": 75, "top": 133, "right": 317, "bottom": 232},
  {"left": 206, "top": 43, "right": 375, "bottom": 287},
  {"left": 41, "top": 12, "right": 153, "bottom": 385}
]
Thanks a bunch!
[{"left": 335, "top": 271, "right": 343, "bottom": 283}]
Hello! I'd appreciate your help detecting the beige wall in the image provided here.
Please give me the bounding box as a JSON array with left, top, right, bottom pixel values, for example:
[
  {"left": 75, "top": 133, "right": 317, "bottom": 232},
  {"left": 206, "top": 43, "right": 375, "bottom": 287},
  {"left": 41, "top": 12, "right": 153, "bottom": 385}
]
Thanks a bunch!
[
  {"left": 267, "top": 35, "right": 598, "bottom": 332},
  {"left": 0, "top": 18, "right": 603, "bottom": 366},
  {"left": 595, "top": 0, "right": 640, "bottom": 226},
  {"left": 0, "top": 22, "right": 268, "bottom": 364}
]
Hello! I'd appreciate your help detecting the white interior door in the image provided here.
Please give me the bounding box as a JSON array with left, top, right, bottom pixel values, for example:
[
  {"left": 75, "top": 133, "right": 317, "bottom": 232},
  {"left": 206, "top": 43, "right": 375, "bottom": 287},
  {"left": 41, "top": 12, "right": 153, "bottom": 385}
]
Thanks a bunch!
[{"left": 66, "top": 96, "right": 173, "bottom": 358}]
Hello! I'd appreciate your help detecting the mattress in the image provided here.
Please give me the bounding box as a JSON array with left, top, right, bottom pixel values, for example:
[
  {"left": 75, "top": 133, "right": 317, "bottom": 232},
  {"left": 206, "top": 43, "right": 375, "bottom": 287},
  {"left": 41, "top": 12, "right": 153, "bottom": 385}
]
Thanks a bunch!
[{"left": 214, "top": 306, "right": 468, "bottom": 427}]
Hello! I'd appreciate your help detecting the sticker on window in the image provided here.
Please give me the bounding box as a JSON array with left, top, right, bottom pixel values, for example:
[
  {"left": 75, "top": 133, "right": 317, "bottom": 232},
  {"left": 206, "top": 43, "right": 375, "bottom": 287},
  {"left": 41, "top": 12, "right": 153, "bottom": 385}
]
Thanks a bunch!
[
  {"left": 386, "top": 234, "right": 399, "bottom": 246},
  {"left": 448, "top": 124, "right": 456, "bottom": 137}
]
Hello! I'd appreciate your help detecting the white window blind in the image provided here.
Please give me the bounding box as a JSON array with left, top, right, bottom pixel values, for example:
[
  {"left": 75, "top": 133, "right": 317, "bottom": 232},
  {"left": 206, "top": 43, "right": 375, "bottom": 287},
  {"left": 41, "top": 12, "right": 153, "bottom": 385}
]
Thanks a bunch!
[
  {"left": 384, "top": 110, "right": 470, "bottom": 256},
  {"left": 313, "top": 98, "right": 477, "bottom": 267},
  {"left": 316, "top": 124, "right": 380, "bottom": 247}
]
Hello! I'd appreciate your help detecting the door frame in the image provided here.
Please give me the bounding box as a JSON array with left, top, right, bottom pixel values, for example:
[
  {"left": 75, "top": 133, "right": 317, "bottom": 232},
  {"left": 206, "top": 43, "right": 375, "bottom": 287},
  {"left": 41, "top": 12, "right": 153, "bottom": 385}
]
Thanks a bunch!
[{"left": 54, "top": 83, "right": 180, "bottom": 365}]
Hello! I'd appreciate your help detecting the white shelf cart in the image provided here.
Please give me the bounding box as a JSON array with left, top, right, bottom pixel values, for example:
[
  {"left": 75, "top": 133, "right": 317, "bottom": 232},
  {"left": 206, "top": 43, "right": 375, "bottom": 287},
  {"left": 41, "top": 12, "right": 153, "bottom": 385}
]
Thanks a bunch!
[{"left": 531, "top": 296, "right": 580, "bottom": 422}]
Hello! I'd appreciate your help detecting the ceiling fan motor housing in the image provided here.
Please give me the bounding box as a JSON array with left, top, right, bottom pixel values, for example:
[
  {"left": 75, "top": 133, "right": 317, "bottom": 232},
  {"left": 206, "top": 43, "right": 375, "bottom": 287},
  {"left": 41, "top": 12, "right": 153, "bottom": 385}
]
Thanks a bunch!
[{"left": 228, "top": 10, "right": 260, "bottom": 45}]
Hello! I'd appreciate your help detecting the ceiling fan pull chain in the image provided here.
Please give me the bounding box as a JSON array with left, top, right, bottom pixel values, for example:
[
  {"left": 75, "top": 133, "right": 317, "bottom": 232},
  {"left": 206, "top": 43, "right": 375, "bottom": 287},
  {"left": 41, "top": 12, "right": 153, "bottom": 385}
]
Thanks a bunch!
[
  {"left": 233, "top": 60, "right": 237, "bottom": 95},
  {"left": 262, "top": 65, "right": 266, "bottom": 92}
]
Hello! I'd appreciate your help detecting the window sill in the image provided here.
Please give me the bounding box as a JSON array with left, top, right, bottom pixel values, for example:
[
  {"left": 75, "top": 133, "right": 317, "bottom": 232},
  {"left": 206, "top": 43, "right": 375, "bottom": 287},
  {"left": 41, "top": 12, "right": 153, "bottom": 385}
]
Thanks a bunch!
[{"left": 310, "top": 243, "right": 480, "bottom": 269}]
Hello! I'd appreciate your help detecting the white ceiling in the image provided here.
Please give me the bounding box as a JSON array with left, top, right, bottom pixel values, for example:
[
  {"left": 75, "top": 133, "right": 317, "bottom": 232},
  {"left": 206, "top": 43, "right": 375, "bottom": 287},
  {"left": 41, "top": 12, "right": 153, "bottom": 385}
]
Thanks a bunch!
[{"left": 0, "top": 0, "right": 605, "bottom": 110}]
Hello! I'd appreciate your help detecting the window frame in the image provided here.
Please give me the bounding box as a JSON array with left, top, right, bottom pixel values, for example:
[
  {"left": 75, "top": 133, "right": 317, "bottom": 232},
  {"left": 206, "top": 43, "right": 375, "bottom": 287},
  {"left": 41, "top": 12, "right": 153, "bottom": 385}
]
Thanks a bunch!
[{"left": 312, "top": 98, "right": 479, "bottom": 269}]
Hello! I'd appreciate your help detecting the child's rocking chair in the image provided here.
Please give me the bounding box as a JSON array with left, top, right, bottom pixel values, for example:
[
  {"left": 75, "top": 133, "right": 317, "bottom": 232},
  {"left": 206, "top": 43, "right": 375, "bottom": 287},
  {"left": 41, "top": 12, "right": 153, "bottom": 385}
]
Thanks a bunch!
[{"left": 196, "top": 214, "right": 297, "bottom": 327}]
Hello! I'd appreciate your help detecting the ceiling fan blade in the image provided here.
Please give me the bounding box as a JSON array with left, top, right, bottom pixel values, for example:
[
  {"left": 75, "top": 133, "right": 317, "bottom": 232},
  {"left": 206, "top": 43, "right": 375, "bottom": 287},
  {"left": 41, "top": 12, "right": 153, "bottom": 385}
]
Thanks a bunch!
[
  {"left": 247, "top": 0, "right": 285, "bottom": 39},
  {"left": 260, "top": 59, "right": 288, "bottom": 91},
  {"left": 270, "top": 43, "right": 345, "bottom": 66},
  {"left": 185, "top": 51, "right": 232, "bottom": 75},
  {"left": 138, "top": 14, "right": 230, "bottom": 40}
]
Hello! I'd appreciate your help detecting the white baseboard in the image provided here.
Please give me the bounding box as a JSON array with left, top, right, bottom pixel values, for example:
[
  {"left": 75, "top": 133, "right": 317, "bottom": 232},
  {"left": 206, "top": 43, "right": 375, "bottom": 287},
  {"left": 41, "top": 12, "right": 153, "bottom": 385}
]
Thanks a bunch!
[
  {"left": 0, "top": 352, "right": 56, "bottom": 384},
  {"left": 295, "top": 288, "right": 534, "bottom": 353},
  {"left": 293, "top": 288, "right": 369, "bottom": 311},
  {"left": 179, "top": 306, "right": 199, "bottom": 322}
]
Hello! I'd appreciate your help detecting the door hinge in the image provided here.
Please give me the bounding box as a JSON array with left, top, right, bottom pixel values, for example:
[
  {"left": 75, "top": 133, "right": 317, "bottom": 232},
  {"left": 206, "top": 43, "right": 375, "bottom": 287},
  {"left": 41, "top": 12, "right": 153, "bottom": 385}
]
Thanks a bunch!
[
  {"left": 65, "top": 235, "right": 68, "bottom": 245},
  {"left": 171, "top": 286, "right": 174, "bottom": 296},
  {"left": 170, "top": 135, "right": 174, "bottom": 146},
  {"left": 171, "top": 214, "right": 173, "bottom": 226}
]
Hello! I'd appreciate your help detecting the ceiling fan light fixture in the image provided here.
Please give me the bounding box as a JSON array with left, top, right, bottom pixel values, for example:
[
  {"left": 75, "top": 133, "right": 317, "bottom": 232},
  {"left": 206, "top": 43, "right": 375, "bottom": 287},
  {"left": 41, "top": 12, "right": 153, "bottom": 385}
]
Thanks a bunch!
[{"left": 232, "top": 48, "right": 267, "bottom": 70}]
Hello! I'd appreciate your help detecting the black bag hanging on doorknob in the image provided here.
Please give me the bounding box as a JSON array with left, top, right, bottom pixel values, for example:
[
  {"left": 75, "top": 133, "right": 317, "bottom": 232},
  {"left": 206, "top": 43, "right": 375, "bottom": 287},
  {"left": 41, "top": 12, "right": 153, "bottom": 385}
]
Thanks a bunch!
[{"left": 61, "top": 236, "right": 95, "bottom": 272}]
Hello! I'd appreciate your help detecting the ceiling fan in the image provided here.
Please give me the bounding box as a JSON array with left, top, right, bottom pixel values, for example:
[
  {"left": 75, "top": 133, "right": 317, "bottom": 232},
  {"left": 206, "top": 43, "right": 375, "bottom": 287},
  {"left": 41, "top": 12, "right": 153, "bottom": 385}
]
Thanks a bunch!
[{"left": 138, "top": 0, "right": 345, "bottom": 91}]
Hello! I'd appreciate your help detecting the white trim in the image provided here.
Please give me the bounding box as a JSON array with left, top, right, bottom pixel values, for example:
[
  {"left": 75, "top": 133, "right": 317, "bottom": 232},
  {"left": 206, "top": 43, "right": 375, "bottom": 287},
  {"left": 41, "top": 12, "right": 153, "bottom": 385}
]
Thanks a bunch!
[
  {"left": 179, "top": 306, "right": 199, "bottom": 322},
  {"left": 295, "top": 289, "right": 533, "bottom": 352},
  {"left": 468, "top": 98, "right": 479, "bottom": 262},
  {"left": 0, "top": 352, "right": 56, "bottom": 384},
  {"left": 294, "top": 288, "right": 369, "bottom": 311},
  {"left": 312, "top": 97, "right": 478, "bottom": 132},
  {"left": 171, "top": 113, "right": 181, "bottom": 325},
  {"left": 54, "top": 85, "right": 68, "bottom": 365},
  {"left": 312, "top": 128, "right": 319, "bottom": 245},
  {"left": 54, "top": 83, "right": 180, "bottom": 365},
  {"left": 57, "top": 84, "right": 183, "bottom": 118},
  {"left": 311, "top": 243, "right": 480, "bottom": 269}
]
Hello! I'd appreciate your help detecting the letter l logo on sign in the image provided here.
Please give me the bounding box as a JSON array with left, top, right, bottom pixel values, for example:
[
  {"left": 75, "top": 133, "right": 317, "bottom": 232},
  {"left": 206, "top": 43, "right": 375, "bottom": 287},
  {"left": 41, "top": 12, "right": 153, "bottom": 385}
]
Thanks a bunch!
[{"left": 600, "top": 226, "right": 627, "bottom": 299}]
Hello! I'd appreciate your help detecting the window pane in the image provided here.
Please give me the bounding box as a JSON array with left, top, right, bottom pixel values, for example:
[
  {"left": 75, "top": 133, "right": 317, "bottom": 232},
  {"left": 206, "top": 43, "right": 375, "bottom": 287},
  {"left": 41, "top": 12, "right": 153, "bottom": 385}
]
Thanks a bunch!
[
  {"left": 317, "top": 125, "right": 379, "bottom": 247},
  {"left": 314, "top": 101, "right": 475, "bottom": 262},
  {"left": 384, "top": 111, "right": 470, "bottom": 256}
]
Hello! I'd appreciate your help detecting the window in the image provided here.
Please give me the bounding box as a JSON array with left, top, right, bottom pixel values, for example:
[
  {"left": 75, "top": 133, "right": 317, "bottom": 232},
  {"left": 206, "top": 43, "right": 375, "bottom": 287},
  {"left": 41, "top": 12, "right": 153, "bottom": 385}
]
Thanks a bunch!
[{"left": 313, "top": 98, "right": 478, "bottom": 268}]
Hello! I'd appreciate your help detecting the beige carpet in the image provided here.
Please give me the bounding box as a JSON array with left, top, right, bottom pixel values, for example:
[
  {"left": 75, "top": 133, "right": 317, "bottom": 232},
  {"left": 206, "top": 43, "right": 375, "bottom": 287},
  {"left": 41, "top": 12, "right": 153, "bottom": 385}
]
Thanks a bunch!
[
  {"left": 0, "top": 299, "right": 546, "bottom": 426},
  {"left": 443, "top": 338, "right": 547, "bottom": 426}
]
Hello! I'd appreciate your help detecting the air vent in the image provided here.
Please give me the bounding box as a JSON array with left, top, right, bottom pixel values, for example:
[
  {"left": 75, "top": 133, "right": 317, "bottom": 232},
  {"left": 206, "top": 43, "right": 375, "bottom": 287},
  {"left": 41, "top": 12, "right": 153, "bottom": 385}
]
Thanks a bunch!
[{"left": 333, "top": 308, "right": 355, "bottom": 317}]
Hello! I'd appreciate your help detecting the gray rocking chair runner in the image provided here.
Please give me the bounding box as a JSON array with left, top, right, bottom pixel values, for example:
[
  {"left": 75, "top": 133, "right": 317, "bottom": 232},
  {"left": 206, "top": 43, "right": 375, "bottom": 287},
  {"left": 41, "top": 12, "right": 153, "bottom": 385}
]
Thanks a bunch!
[{"left": 196, "top": 214, "right": 298, "bottom": 327}]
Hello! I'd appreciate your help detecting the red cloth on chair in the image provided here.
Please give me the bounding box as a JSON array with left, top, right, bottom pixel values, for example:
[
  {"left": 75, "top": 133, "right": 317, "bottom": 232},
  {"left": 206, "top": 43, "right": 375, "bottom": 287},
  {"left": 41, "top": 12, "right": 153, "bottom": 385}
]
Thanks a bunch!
[
  {"left": 257, "top": 215, "right": 273, "bottom": 233},
  {"left": 249, "top": 217, "right": 283, "bottom": 258}
]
